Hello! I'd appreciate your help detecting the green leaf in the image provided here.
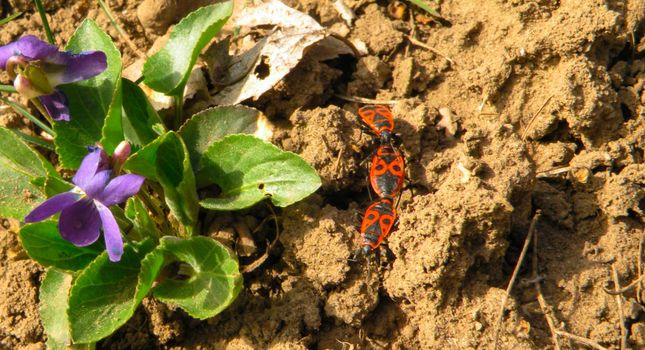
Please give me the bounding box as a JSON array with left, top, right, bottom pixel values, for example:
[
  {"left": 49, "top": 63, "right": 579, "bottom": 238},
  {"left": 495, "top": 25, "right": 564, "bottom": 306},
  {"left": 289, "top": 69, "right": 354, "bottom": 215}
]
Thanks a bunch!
[
  {"left": 54, "top": 19, "right": 123, "bottom": 168},
  {"left": 122, "top": 78, "right": 165, "bottom": 147},
  {"left": 68, "top": 240, "right": 157, "bottom": 343},
  {"left": 406, "top": 0, "right": 441, "bottom": 17},
  {"left": 0, "top": 127, "right": 56, "bottom": 177},
  {"left": 0, "top": 127, "right": 53, "bottom": 219},
  {"left": 153, "top": 236, "right": 241, "bottom": 319},
  {"left": 121, "top": 135, "right": 161, "bottom": 180},
  {"left": 143, "top": 2, "right": 233, "bottom": 95},
  {"left": 156, "top": 133, "right": 199, "bottom": 230},
  {"left": 44, "top": 176, "right": 74, "bottom": 197},
  {"left": 0, "top": 158, "right": 45, "bottom": 219},
  {"left": 100, "top": 78, "right": 124, "bottom": 153},
  {"left": 124, "top": 132, "right": 199, "bottom": 230},
  {"left": 199, "top": 135, "right": 321, "bottom": 210},
  {"left": 178, "top": 106, "right": 262, "bottom": 173},
  {"left": 19, "top": 221, "right": 102, "bottom": 271},
  {"left": 40, "top": 268, "right": 74, "bottom": 350}
]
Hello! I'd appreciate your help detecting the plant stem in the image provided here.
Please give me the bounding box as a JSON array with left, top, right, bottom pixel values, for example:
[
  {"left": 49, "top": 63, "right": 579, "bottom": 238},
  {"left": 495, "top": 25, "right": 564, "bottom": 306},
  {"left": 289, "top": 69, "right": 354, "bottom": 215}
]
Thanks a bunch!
[
  {"left": 29, "top": 97, "right": 55, "bottom": 126},
  {"left": 137, "top": 190, "right": 164, "bottom": 223},
  {"left": 185, "top": 224, "right": 195, "bottom": 238},
  {"left": 33, "top": 0, "right": 55, "bottom": 44},
  {"left": 0, "top": 96, "right": 55, "bottom": 136},
  {"left": 137, "top": 188, "right": 173, "bottom": 237},
  {"left": 11, "top": 129, "right": 54, "bottom": 150},
  {"left": 0, "top": 85, "right": 17, "bottom": 93},
  {"left": 96, "top": 0, "right": 146, "bottom": 59},
  {"left": 174, "top": 95, "right": 183, "bottom": 130}
]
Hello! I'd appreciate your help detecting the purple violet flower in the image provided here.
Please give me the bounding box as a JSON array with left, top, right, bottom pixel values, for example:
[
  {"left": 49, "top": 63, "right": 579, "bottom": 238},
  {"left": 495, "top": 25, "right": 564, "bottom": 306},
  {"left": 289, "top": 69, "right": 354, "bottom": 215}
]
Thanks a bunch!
[
  {"left": 0, "top": 35, "right": 107, "bottom": 121},
  {"left": 24, "top": 146, "right": 145, "bottom": 262}
]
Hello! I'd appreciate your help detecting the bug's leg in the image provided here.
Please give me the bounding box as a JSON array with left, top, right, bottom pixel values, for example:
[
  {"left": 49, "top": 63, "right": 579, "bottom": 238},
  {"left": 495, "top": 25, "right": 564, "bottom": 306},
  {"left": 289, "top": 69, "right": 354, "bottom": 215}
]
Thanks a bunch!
[
  {"left": 366, "top": 179, "right": 374, "bottom": 201},
  {"left": 395, "top": 188, "right": 404, "bottom": 208},
  {"left": 363, "top": 154, "right": 376, "bottom": 201},
  {"left": 353, "top": 210, "right": 364, "bottom": 221}
]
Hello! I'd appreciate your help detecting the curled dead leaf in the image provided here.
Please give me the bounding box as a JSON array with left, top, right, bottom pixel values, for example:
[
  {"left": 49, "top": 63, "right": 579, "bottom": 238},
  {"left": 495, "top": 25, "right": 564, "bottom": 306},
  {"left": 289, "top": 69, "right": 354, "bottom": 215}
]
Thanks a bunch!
[{"left": 208, "top": 0, "right": 356, "bottom": 106}]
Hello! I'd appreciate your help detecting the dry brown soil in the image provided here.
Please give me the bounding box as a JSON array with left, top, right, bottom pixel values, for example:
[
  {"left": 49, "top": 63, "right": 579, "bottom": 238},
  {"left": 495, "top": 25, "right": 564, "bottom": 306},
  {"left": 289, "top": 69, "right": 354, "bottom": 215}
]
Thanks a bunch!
[{"left": 1, "top": 0, "right": 645, "bottom": 349}]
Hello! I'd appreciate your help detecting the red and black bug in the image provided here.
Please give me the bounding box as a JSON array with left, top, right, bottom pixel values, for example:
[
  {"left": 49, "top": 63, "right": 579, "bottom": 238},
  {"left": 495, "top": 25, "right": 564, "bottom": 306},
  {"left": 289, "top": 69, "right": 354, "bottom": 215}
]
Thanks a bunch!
[
  {"left": 355, "top": 197, "right": 398, "bottom": 257},
  {"left": 370, "top": 144, "right": 405, "bottom": 199},
  {"left": 358, "top": 105, "right": 394, "bottom": 143}
]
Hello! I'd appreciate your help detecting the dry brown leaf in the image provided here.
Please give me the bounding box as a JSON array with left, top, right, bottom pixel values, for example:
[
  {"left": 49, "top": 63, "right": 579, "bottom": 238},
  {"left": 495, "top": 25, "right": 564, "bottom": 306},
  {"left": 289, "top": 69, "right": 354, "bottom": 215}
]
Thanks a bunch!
[{"left": 209, "top": 0, "right": 355, "bottom": 105}]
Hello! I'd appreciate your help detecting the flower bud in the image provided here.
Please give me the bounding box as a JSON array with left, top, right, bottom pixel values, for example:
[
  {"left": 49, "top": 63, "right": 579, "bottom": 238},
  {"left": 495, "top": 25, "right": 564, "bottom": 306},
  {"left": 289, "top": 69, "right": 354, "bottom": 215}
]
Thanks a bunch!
[
  {"left": 14, "top": 75, "right": 40, "bottom": 99},
  {"left": 112, "top": 141, "right": 131, "bottom": 165},
  {"left": 13, "top": 65, "right": 55, "bottom": 100}
]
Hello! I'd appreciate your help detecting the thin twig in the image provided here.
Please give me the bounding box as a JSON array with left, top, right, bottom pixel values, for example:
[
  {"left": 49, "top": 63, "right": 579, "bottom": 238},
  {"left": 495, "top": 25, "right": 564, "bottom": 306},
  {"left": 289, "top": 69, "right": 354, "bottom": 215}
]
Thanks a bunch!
[
  {"left": 240, "top": 202, "right": 280, "bottom": 273},
  {"left": 493, "top": 210, "right": 541, "bottom": 350},
  {"left": 554, "top": 330, "right": 609, "bottom": 350},
  {"left": 33, "top": 0, "right": 55, "bottom": 44},
  {"left": 638, "top": 235, "right": 644, "bottom": 303},
  {"left": 611, "top": 265, "right": 627, "bottom": 350},
  {"left": 603, "top": 273, "right": 645, "bottom": 295},
  {"left": 406, "top": 35, "right": 455, "bottom": 65},
  {"left": 531, "top": 220, "right": 561, "bottom": 350},
  {"left": 334, "top": 94, "right": 399, "bottom": 105},
  {"left": 536, "top": 166, "right": 571, "bottom": 178},
  {"left": 521, "top": 95, "right": 553, "bottom": 140},
  {"left": 327, "top": 32, "right": 362, "bottom": 58},
  {"left": 334, "top": 145, "right": 345, "bottom": 174},
  {"left": 97, "top": 0, "right": 146, "bottom": 59}
]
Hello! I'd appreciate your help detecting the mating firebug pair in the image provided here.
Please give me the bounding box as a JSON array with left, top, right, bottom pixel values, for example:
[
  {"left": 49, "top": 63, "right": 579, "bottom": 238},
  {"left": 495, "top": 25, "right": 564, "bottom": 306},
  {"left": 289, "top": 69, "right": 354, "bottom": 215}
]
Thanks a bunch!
[{"left": 354, "top": 105, "right": 406, "bottom": 259}]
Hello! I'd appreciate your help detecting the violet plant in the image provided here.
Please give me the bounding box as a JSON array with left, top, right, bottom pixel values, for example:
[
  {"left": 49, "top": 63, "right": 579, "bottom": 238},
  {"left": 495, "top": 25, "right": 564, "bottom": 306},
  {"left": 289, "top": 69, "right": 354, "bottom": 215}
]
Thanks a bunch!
[{"left": 0, "top": 1, "right": 321, "bottom": 348}]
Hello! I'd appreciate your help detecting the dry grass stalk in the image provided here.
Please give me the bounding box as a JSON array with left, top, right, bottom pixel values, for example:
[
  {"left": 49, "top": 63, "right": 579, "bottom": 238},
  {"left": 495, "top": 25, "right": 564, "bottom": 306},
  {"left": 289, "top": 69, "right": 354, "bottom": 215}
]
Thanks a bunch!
[
  {"left": 555, "top": 330, "right": 609, "bottom": 350},
  {"left": 493, "top": 210, "right": 541, "bottom": 350},
  {"left": 611, "top": 265, "right": 628, "bottom": 350},
  {"left": 531, "top": 224, "right": 561, "bottom": 350},
  {"left": 521, "top": 95, "right": 553, "bottom": 141}
]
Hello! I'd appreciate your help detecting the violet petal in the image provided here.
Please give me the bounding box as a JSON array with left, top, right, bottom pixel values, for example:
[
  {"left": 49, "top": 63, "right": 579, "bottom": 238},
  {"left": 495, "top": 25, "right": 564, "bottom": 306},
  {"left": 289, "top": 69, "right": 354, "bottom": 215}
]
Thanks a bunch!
[
  {"left": 59, "top": 198, "right": 101, "bottom": 247},
  {"left": 82, "top": 169, "right": 111, "bottom": 199},
  {"left": 38, "top": 90, "right": 70, "bottom": 121},
  {"left": 97, "top": 174, "right": 145, "bottom": 206},
  {"left": 24, "top": 191, "right": 81, "bottom": 223},
  {"left": 52, "top": 51, "right": 107, "bottom": 85},
  {"left": 0, "top": 41, "right": 19, "bottom": 69},
  {"left": 96, "top": 202, "right": 123, "bottom": 262},
  {"left": 73, "top": 147, "right": 104, "bottom": 188},
  {"left": 15, "top": 35, "right": 59, "bottom": 62}
]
